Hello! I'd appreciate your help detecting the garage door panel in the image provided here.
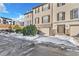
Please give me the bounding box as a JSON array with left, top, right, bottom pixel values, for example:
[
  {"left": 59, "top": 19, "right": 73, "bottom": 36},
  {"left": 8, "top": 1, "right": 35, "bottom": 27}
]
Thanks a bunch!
[
  {"left": 70, "top": 26, "right": 79, "bottom": 36},
  {"left": 40, "top": 28, "right": 49, "bottom": 36}
]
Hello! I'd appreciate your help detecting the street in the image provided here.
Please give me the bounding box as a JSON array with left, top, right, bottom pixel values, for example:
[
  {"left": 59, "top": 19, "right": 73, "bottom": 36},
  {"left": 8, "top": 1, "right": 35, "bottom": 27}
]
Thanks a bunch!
[
  {"left": 0, "top": 35, "right": 79, "bottom": 56},
  {"left": 28, "top": 45, "right": 79, "bottom": 56},
  {"left": 0, "top": 35, "right": 34, "bottom": 56}
]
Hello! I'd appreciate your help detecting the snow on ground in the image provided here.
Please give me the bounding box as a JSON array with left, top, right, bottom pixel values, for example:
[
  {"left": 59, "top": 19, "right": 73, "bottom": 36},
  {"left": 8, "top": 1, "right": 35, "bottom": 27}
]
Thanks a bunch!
[
  {"left": 35, "top": 36, "right": 77, "bottom": 47},
  {"left": 0, "top": 33, "right": 79, "bottom": 47},
  {"left": 9, "top": 33, "right": 39, "bottom": 41},
  {"left": 0, "top": 33, "right": 39, "bottom": 41},
  {"left": 55, "top": 35, "right": 79, "bottom": 46}
]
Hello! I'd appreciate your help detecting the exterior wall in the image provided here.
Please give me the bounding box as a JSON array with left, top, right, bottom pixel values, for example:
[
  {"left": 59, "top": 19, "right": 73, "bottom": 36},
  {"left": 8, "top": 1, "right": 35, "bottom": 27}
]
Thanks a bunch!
[
  {"left": 22, "top": 3, "right": 79, "bottom": 36},
  {"left": 0, "top": 18, "right": 3, "bottom": 24},
  {"left": 33, "top": 3, "right": 53, "bottom": 36},
  {"left": 53, "top": 3, "right": 79, "bottom": 36},
  {"left": 24, "top": 12, "right": 33, "bottom": 26},
  {"left": 0, "top": 24, "right": 16, "bottom": 30},
  {"left": 39, "top": 28, "right": 50, "bottom": 36},
  {"left": 0, "top": 17, "right": 16, "bottom": 30},
  {"left": 70, "top": 25, "right": 79, "bottom": 36}
]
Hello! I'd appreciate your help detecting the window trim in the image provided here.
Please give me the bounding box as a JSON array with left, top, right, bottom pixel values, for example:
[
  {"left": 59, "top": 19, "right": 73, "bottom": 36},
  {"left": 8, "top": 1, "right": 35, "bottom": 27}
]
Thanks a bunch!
[
  {"left": 42, "top": 4, "right": 50, "bottom": 11},
  {"left": 57, "top": 12, "right": 65, "bottom": 21},
  {"left": 35, "top": 17, "right": 39, "bottom": 24},
  {"left": 70, "top": 8, "right": 79, "bottom": 19},
  {"left": 57, "top": 3, "right": 65, "bottom": 7},
  {"left": 35, "top": 8, "right": 39, "bottom": 14},
  {"left": 42, "top": 15, "right": 50, "bottom": 23}
]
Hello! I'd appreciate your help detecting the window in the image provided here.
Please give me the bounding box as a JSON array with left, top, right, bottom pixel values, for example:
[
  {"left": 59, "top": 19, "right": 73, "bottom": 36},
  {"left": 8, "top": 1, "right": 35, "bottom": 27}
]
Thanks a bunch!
[
  {"left": 33, "top": 10, "right": 35, "bottom": 14},
  {"left": 13, "top": 21, "right": 15, "bottom": 25},
  {"left": 35, "top": 17, "right": 39, "bottom": 24},
  {"left": 9, "top": 21, "right": 12, "bottom": 24},
  {"left": 42, "top": 4, "right": 50, "bottom": 11},
  {"left": 3, "top": 19, "right": 6, "bottom": 24},
  {"left": 0, "top": 19, "right": 1, "bottom": 23},
  {"left": 34, "top": 19, "right": 36, "bottom": 24},
  {"left": 70, "top": 8, "right": 79, "bottom": 19},
  {"left": 37, "top": 18, "right": 39, "bottom": 24},
  {"left": 42, "top": 15, "right": 50, "bottom": 23},
  {"left": 57, "top": 12, "right": 65, "bottom": 21},
  {"left": 35, "top": 8, "right": 39, "bottom": 14},
  {"left": 62, "top": 3, "right": 65, "bottom": 5},
  {"left": 57, "top": 3, "right": 65, "bottom": 7}
]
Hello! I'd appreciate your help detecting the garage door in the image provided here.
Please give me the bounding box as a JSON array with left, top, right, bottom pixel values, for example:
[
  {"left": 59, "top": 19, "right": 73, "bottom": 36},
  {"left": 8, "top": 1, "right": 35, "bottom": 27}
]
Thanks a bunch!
[
  {"left": 40, "top": 28, "right": 49, "bottom": 36},
  {"left": 57, "top": 25, "right": 65, "bottom": 34},
  {"left": 70, "top": 26, "right": 79, "bottom": 36}
]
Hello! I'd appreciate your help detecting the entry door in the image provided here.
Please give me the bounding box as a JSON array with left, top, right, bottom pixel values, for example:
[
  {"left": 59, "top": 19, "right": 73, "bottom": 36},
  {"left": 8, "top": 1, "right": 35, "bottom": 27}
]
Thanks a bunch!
[{"left": 57, "top": 25, "right": 65, "bottom": 34}]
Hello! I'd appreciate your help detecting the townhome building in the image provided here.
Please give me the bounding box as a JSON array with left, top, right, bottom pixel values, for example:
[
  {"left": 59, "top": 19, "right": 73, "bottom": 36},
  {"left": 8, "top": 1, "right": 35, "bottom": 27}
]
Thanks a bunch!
[
  {"left": 53, "top": 3, "right": 79, "bottom": 36},
  {"left": 24, "top": 11, "right": 33, "bottom": 26},
  {"left": 0, "top": 17, "right": 16, "bottom": 25},
  {"left": 24, "top": 3, "right": 79, "bottom": 36},
  {"left": 0, "top": 17, "right": 16, "bottom": 30},
  {"left": 32, "top": 3, "right": 53, "bottom": 36}
]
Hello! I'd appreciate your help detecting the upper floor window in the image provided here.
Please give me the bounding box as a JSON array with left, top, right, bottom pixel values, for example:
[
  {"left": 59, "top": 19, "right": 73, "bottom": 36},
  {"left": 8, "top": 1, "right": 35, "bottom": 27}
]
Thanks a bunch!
[
  {"left": 57, "top": 3, "right": 65, "bottom": 7},
  {"left": 33, "top": 10, "right": 35, "bottom": 14},
  {"left": 35, "top": 8, "right": 39, "bottom": 14},
  {"left": 3, "top": 19, "right": 6, "bottom": 24},
  {"left": 42, "top": 15, "right": 50, "bottom": 23},
  {"left": 42, "top": 4, "right": 50, "bottom": 11},
  {"left": 70, "top": 8, "right": 79, "bottom": 19},
  {"left": 57, "top": 12, "right": 65, "bottom": 21}
]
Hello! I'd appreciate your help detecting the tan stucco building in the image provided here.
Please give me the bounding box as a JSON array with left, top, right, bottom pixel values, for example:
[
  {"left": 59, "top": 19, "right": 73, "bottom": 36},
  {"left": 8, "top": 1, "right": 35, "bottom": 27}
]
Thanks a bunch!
[
  {"left": 24, "top": 11, "right": 33, "bottom": 26},
  {"left": 24, "top": 3, "right": 79, "bottom": 36},
  {"left": 0, "top": 17, "right": 16, "bottom": 30},
  {"left": 53, "top": 3, "right": 79, "bottom": 36},
  {"left": 32, "top": 3, "right": 53, "bottom": 36}
]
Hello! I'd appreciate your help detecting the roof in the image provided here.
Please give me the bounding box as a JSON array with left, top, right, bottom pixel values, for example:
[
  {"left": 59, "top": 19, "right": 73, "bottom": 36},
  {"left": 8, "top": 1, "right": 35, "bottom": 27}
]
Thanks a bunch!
[
  {"left": 24, "top": 11, "right": 33, "bottom": 15},
  {"left": 32, "top": 3, "right": 48, "bottom": 9},
  {"left": 0, "top": 17, "right": 12, "bottom": 20},
  {"left": 24, "top": 3, "right": 48, "bottom": 15}
]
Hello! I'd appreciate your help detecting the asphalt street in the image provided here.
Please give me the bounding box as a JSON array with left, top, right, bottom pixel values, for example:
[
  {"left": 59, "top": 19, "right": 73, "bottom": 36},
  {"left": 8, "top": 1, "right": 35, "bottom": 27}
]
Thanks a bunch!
[{"left": 0, "top": 35, "right": 79, "bottom": 56}]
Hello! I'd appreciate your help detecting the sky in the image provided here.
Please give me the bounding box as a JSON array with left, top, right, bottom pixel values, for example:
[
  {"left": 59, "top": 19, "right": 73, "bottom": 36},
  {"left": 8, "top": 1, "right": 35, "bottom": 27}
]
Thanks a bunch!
[{"left": 0, "top": 3, "right": 40, "bottom": 20}]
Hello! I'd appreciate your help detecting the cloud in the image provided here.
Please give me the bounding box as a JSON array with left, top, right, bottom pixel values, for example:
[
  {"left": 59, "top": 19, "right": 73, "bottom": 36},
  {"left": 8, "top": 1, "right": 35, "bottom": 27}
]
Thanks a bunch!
[
  {"left": 0, "top": 3, "right": 8, "bottom": 13},
  {"left": 13, "top": 15, "right": 25, "bottom": 21}
]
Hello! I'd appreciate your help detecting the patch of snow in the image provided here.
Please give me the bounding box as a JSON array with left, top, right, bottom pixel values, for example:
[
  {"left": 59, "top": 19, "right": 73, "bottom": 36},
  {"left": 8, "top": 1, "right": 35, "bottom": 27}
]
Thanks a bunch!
[
  {"left": 23, "top": 35, "right": 39, "bottom": 40},
  {"left": 35, "top": 36, "right": 77, "bottom": 47},
  {"left": 7, "top": 33, "right": 40, "bottom": 41},
  {"left": 55, "top": 35, "right": 79, "bottom": 46},
  {"left": 0, "top": 33, "right": 79, "bottom": 47}
]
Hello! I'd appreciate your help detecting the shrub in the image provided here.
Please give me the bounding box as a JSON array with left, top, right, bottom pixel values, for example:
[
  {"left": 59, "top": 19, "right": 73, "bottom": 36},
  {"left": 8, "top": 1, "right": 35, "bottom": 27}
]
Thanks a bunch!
[
  {"left": 22, "top": 25, "right": 37, "bottom": 36},
  {"left": 14, "top": 25, "right": 22, "bottom": 33}
]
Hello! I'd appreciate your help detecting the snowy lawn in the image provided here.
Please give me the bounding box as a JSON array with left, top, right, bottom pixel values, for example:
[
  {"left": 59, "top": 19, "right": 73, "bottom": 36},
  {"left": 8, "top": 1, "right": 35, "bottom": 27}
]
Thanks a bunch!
[
  {"left": 0, "top": 33, "right": 79, "bottom": 48},
  {"left": 35, "top": 36, "right": 78, "bottom": 47}
]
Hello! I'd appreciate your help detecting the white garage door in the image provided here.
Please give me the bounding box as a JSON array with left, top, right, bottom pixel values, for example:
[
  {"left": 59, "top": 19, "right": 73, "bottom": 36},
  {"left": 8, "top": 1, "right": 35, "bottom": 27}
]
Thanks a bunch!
[
  {"left": 40, "top": 28, "right": 49, "bottom": 36},
  {"left": 70, "top": 26, "right": 79, "bottom": 36}
]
